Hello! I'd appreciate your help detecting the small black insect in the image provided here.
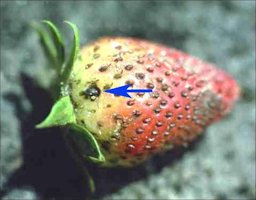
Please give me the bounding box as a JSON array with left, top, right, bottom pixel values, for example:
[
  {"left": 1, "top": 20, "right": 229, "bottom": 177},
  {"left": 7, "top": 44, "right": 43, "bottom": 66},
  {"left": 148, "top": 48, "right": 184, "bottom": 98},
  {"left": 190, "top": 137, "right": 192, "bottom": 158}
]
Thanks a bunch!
[{"left": 80, "top": 84, "right": 101, "bottom": 101}]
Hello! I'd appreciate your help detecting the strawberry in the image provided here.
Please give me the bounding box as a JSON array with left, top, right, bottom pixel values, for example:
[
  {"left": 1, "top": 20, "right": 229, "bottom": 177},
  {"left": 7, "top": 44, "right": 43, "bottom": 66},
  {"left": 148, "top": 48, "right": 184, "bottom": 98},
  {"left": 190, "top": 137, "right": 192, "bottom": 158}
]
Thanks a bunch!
[{"left": 35, "top": 21, "right": 239, "bottom": 167}]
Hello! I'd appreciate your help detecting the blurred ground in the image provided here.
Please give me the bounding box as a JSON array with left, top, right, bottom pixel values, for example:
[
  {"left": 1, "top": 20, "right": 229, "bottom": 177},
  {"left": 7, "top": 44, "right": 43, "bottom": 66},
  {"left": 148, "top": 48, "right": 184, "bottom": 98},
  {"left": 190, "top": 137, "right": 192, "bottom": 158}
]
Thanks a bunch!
[{"left": 0, "top": 1, "right": 255, "bottom": 200}]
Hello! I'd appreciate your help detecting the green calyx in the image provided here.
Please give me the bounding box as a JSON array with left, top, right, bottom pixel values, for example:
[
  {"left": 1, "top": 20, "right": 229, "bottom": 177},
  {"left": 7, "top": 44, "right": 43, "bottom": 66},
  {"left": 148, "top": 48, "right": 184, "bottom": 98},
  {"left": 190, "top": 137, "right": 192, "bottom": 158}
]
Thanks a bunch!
[
  {"left": 34, "top": 20, "right": 105, "bottom": 164},
  {"left": 32, "top": 20, "right": 80, "bottom": 98},
  {"left": 36, "top": 95, "right": 76, "bottom": 128}
]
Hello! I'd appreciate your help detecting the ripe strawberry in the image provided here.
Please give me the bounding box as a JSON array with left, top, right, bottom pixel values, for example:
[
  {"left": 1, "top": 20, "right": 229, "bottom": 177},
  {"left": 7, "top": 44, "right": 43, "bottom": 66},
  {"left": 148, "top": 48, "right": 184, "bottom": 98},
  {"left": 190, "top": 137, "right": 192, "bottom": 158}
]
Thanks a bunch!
[
  {"left": 68, "top": 37, "right": 239, "bottom": 166},
  {"left": 35, "top": 22, "right": 239, "bottom": 167}
]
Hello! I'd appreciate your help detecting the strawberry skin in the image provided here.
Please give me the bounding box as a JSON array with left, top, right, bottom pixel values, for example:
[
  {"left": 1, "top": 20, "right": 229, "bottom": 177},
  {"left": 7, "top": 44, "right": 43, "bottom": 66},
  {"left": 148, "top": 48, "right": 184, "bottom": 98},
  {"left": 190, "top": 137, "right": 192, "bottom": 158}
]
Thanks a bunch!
[{"left": 69, "top": 37, "right": 239, "bottom": 167}]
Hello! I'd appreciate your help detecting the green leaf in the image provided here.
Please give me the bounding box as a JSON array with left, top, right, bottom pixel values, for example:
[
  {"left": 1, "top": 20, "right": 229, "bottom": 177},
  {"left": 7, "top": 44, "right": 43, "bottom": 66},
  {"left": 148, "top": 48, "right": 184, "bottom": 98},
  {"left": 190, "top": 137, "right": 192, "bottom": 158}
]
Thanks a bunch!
[
  {"left": 32, "top": 21, "right": 57, "bottom": 67},
  {"left": 42, "top": 20, "right": 65, "bottom": 68},
  {"left": 61, "top": 21, "right": 80, "bottom": 84},
  {"left": 66, "top": 123, "right": 105, "bottom": 164},
  {"left": 64, "top": 129, "right": 97, "bottom": 194},
  {"left": 36, "top": 95, "right": 76, "bottom": 128}
]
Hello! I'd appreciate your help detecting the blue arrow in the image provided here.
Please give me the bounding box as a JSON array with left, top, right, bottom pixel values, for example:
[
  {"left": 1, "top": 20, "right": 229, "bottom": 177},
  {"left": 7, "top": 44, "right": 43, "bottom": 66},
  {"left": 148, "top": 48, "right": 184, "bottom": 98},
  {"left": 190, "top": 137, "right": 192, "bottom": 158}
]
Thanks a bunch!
[{"left": 104, "top": 84, "right": 153, "bottom": 98}]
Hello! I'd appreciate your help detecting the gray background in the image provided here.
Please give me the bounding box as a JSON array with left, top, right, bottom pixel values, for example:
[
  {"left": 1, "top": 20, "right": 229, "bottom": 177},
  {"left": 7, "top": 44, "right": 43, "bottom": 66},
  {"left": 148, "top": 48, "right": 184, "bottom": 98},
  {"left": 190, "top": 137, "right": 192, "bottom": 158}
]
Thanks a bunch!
[{"left": 1, "top": 1, "right": 255, "bottom": 199}]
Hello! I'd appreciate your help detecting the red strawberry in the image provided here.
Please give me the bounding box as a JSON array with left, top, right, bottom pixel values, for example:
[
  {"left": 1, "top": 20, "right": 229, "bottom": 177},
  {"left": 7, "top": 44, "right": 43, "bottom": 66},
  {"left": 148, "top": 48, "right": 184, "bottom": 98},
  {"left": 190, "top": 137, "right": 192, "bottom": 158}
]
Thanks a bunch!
[
  {"left": 34, "top": 20, "right": 239, "bottom": 168},
  {"left": 66, "top": 37, "right": 239, "bottom": 167}
]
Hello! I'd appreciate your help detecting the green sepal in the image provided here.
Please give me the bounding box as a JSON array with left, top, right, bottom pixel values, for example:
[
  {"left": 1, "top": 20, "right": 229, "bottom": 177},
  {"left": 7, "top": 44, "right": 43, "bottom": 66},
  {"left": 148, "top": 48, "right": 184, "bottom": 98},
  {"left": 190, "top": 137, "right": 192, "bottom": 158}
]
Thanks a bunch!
[
  {"left": 36, "top": 95, "right": 76, "bottom": 128},
  {"left": 61, "top": 21, "right": 80, "bottom": 84},
  {"left": 33, "top": 20, "right": 81, "bottom": 98},
  {"left": 36, "top": 94, "right": 105, "bottom": 163},
  {"left": 67, "top": 124, "right": 105, "bottom": 164},
  {"left": 42, "top": 20, "right": 65, "bottom": 69},
  {"left": 32, "top": 21, "right": 57, "bottom": 68}
]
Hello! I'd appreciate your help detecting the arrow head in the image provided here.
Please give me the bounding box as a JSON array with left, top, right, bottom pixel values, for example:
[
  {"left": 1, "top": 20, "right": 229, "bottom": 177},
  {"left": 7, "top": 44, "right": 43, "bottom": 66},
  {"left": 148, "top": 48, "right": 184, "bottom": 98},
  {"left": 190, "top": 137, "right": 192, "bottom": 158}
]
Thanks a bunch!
[{"left": 104, "top": 84, "right": 132, "bottom": 98}]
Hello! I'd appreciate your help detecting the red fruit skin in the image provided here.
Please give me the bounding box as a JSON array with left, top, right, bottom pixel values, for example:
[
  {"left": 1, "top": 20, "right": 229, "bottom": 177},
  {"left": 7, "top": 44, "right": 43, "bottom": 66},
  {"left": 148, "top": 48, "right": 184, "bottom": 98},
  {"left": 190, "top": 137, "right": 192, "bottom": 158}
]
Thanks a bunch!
[{"left": 69, "top": 37, "right": 239, "bottom": 166}]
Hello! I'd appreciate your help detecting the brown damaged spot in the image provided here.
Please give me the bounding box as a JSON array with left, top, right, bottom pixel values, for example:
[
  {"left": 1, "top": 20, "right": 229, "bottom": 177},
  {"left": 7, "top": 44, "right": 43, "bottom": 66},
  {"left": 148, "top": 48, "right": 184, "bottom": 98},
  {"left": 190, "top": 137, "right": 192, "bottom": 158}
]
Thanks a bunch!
[
  {"left": 93, "top": 53, "right": 100, "bottom": 59},
  {"left": 136, "top": 58, "right": 144, "bottom": 64},
  {"left": 174, "top": 102, "right": 181, "bottom": 109},
  {"left": 146, "top": 82, "right": 155, "bottom": 89},
  {"left": 113, "top": 114, "right": 123, "bottom": 121},
  {"left": 99, "top": 64, "right": 110, "bottom": 72},
  {"left": 137, "top": 92, "right": 145, "bottom": 97},
  {"left": 127, "top": 99, "right": 135, "bottom": 106},
  {"left": 181, "top": 90, "right": 188, "bottom": 98},
  {"left": 143, "top": 117, "right": 151, "bottom": 124},
  {"left": 124, "top": 64, "right": 134, "bottom": 71},
  {"left": 135, "top": 73, "right": 145, "bottom": 80},
  {"left": 160, "top": 99, "right": 168, "bottom": 106},
  {"left": 154, "top": 107, "right": 161, "bottom": 114},
  {"left": 133, "top": 110, "right": 142, "bottom": 117},
  {"left": 156, "top": 77, "right": 163, "bottom": 83},
  {"left": 125, "top": 144, "right": 136, "bottom": 154},
  {"left": 147, "top": 137, "right": 155, "bottom": 143},
  {"left": 93, "top": 45, "right": 100, "bottom": 52},
  {"left": 114, "top": 54, "right": 123, "bottom": 62},
  {"left": 165, "top": 71, "right": 171, "bottom": 76},
  {"left": 85, "top": 63, "right": 93, "bottom": 69},
  {"left": 114, "top": 73, "right": 122, "bottom": 79},
  {"left": 156, "top": 121, "right": 163, "bottom": 127},
  {"left": 151, "top": 91, "right": 160, "bottom": 99},
  {"left": 161, "top": 84, "right": 169, "bottom": 91},
  {"left": 168, "top": 92, "right": 175, "bottom": 98},
  {"left": 147, "top": 66, "right": 154, "bottom": 72},
  {"left": 103, "top": 83, "right": 113, "bottom": 90},
  {"left": 177, "top": 113, "right": 183, "bottom": 120},
  {"left": 125, "top": 79, "right": 135, "bottom": 86},
  {"left": 151, "top": 130, "right": 158, "bottom": 136},
  {"left": 165, "top": 111, "right": 173, "bottom": 118},
  {"left": 97, "top": 121, "right": 104, "bottom": 128},
  {"left": 136, "top": 127, "right": 144, "bottom": 134}
]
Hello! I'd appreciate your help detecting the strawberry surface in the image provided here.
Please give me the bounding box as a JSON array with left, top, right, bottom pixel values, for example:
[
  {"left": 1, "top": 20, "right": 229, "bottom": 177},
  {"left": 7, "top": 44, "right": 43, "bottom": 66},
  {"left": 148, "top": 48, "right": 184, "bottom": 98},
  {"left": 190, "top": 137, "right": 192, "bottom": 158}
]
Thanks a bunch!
[{"left": 69, "top": 37, "right": 239, "bottom": 166}]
